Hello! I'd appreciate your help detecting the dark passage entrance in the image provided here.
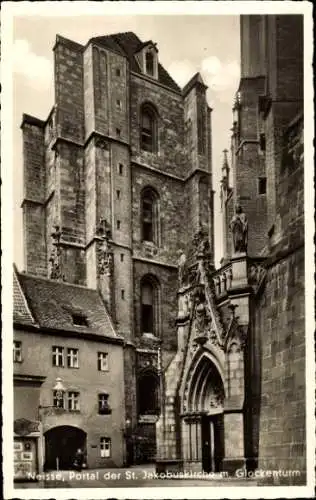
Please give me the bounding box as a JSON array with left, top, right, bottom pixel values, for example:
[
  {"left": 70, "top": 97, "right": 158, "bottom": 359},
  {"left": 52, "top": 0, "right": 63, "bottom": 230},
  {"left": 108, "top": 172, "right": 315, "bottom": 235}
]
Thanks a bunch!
[
  {"left": 201, "top": 414, "right": 224, "bottom": 473},
  {"left": 44, "top": 426, "right": 86, "bottom": 470}
]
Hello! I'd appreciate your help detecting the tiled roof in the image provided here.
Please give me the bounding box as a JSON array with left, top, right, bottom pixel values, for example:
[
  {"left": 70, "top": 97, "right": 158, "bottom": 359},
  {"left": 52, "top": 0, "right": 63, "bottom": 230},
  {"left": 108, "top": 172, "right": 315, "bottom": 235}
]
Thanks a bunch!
[
  {"left": 15, "top": 271, "right": 118, "bottom": 338},
  {"left": 90, "top": 31, "right": 181, "bottom": 93},
  {"left": 13, "top": 269, "right": 35, "bottom": 326}
]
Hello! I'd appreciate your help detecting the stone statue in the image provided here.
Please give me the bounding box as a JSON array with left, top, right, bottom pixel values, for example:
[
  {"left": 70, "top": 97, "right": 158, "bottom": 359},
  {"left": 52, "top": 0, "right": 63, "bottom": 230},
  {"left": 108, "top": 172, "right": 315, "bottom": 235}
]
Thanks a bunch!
[
  {"left": 230, "top": 205, "right": 248, "bottom": 253},
  {"left": 97, "top": 218, "right": 113, "bottom": 276},
  {"left": 49, "top": 225, "right": 64, "bottom": 281}
]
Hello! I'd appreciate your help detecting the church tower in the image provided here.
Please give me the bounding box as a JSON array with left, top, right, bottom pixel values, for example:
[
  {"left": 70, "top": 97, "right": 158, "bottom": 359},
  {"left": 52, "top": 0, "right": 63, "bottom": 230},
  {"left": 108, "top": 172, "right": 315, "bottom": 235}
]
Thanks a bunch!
[{"left": 20, "top": 32, "right": 214, "bottom": 462}]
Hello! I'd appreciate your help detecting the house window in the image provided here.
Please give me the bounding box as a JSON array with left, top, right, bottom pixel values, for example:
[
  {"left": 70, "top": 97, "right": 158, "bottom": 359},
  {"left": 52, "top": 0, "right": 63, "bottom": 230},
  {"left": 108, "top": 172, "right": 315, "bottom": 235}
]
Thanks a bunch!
[
  {"left": 119, "top": 164, "right": 124, "bottom": 175},
  {"left": 116, "top": 190, "right": 121, "bottom": 199},
  {"left": 121, "top": 289, "right": 125, "bottom": 300},
  {"left": 120, "top": 254, "right": 124, "bottom": 262},
  {"left": 116, "top": 68, "right": 121, "bottom": 77},
  {"left": 100, "top": 437, "right": 111, "bottom": 458},
  {"left": 141, "top": 187, "right": 159, "bottom": 243},
  {"left": 98, "top": 352, "right": 109, "bottom": 372},
  {"left": 140, "top": 105, "right": 157, "bottom": 153},
  {"left": 258, "top": 177, "right": 267, "bottom": 195},
  {"left": 141, "top": 275, "right": 160, "bottom": 336},
  {"left": 145, "top": 51, "right": 154, "bottom": 76},
  {"left": 53, "top": 390, "right": 65, "bottom": 408},
  {"left": 13, "top": 341, "right": 22, "bottom": 363},
  {"left": 117, "top": 220, "right": 121, "bottom": 230},
  {"left": 52, "top": 346, "right": 64, "bottom": 367},
  {"left": 68, "top": 391, "right": 80, "bottom": 411},
  {"left": 98, "top": 393, "right": 111, "bottom": 414},
  {"left": 116, "top": 99, "right": 122, "bottom": 110},
  {"left": 67, "top": 348, "right": 79, "bottom": 368},
  {"left": 116, "top": 128, "right": 121, "bottom": 137}
]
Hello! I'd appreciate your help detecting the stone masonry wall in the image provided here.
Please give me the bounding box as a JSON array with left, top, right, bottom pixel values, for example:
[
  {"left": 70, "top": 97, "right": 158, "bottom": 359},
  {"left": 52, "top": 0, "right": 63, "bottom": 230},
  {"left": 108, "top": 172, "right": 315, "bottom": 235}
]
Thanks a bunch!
[
  {"left": 133, "top": 260, "right": 178, "bottom": 352},
  {"left": 54, "top": 36, "right": 84, "bottom": 143},
  {"left": 132, "top": 167, "right": 186, "bottom": 264},
  {"left": 257, "top": 116, "right": 305, "bottom": 485},
  {"left": 21, "top": 120, "right": 47, "bottom": 276},
  {"left": 235, "top": 77, "right": 267, "bottom": 257},
  {"left": 130, "top": 75, "right": 187, "bottom": 179}
]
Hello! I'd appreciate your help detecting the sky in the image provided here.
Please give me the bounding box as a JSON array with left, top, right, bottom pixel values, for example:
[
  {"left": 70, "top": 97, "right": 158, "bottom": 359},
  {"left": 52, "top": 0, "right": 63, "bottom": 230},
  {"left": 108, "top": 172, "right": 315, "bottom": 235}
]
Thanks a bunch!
[{"left": 11, "top": 12, "right": 240, "bottom": 269}]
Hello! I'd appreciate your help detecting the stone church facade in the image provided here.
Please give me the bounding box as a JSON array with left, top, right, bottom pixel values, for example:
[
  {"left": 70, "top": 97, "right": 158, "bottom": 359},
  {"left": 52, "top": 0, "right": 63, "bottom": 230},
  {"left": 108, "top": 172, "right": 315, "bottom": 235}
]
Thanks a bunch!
[
  {"left": 17, "top": 15, "right": 305, "bottom": 484},
  {"left": 19, "top": 30, "right": 214, "bottom": 465}
]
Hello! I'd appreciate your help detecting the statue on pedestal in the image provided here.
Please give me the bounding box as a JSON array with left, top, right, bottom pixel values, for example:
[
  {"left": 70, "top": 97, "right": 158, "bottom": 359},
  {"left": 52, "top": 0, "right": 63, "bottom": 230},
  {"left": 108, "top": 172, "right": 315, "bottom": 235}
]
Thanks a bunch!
[
  {"left": 97, "top": 218, "right": 113, "bottom": 276},
  {"left": 230, "top": 205, "right": 248, "bottom": 253}
]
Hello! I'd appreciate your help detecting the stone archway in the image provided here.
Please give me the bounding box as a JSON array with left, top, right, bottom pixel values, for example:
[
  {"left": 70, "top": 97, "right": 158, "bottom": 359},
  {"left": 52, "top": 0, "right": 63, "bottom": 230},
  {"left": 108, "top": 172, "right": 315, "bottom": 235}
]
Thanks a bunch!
[
  {"left": 181, "top": 353, "right": 225, "bottom": 472},
  {"left": 44, "top": 426, "right": 86, "bottom": 470}
]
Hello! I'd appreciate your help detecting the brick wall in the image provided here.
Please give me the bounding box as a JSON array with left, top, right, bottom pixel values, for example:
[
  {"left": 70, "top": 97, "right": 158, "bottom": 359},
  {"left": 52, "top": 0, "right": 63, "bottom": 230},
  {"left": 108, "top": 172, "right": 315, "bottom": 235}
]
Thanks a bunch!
[{"left": 256, "top": 116, "right": 305, "bottom": 485}]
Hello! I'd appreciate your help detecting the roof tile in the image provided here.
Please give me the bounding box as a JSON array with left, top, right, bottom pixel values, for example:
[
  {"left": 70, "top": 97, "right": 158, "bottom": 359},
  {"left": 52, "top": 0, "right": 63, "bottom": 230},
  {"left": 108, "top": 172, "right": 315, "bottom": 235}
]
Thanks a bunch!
[
  {"left": 90, "top": 31, "right": 180, "bottom": 93},
  {"left": 16, "top": 272, "right": 117, "bottom": 338}
]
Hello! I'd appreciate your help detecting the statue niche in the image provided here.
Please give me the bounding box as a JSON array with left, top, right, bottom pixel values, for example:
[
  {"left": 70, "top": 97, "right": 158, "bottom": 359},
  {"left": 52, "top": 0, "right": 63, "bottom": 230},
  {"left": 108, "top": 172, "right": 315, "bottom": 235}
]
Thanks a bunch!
[{"left": 230, "top": 204, "right": 248, "bottom": 254}]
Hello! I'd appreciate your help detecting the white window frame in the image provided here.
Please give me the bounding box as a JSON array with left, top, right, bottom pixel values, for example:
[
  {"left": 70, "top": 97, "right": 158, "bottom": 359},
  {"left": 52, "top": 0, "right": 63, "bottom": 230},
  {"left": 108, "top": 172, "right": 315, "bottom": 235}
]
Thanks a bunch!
[
  {"left": 100, "top": 437, "right": 111, "bottom": 458},
  {"left": 68, "top": 391, "right": 80, "bottom": 411},
  {"left": 53, "top": 390, "right": 65, "bottom": 409},
  {"left": 98, "top": 352, "right": 109, "bottom": 371},
  {"left": 67, "top": 348, "right": 79, "bottom": 368},
  {"left": 98, "top": 393, "right": 110, "bottom": 413},
  {"left": 13, "top": 341, "right": 22, "bottom": 363},
  {"left": 52, "top": 346, "right": 64, "bottom": 367}
]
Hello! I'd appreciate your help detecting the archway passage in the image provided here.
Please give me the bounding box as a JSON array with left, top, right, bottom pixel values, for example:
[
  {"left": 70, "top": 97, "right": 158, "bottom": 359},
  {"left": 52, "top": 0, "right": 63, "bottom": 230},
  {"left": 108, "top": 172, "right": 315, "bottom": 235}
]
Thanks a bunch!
[
  {"left": 44, "top": 426, "right": 86, "bottom": 470},
  {"left": 184, "top": 355, "right": 225, "bottom": 473}
]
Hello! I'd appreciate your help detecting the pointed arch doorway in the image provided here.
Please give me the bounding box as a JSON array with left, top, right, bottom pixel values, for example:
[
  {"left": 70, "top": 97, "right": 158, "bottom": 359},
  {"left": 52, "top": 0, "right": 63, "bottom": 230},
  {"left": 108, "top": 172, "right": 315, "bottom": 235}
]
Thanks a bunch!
[{"left": 182, "top": 353, "right": 225, "bottom": 473}]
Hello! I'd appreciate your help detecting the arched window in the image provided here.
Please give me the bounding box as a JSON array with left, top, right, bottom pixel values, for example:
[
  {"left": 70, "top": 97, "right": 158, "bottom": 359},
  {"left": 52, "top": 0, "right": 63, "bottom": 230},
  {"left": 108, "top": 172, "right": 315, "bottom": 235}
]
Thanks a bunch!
[
  {"left": 141, "top": 275, "right": 160, "bottom": 336},
  {"left": 141, "top": 187, "right": 159, "bottom": 244},
  {"left": 138, "top": 370, "right": 160, "bottom": 415},
  {"left": 140, "top": 105, "right": 157, "bottom": 153}
]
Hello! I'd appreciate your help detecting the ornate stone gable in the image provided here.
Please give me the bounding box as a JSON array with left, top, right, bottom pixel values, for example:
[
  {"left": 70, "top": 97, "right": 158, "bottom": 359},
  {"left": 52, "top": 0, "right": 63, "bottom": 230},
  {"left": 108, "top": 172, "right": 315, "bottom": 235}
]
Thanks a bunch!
[{"left": 223, "top": 315, "right": 247, "bottom": 351}]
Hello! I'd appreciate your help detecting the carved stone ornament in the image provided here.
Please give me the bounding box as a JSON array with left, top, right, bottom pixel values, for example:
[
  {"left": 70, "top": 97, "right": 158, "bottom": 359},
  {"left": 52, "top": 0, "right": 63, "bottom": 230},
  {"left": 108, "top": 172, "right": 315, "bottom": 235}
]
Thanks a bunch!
[
  {"left": 49, "top": 225, "right": 64, "bottom": 281},
  {"left": 248, "top": 263, "right": 267, "bottom": 293},
  {"left": 97, "top": 219, "right": 113, "bottom": 276},
  {"left": 230, "top": 204, "right": 248, "bottom": 253}
]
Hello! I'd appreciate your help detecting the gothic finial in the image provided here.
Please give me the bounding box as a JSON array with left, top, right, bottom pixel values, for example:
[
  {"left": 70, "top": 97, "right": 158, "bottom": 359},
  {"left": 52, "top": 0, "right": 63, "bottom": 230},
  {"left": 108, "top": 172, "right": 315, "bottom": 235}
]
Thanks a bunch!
[{"left": 222, "top": 149, "right": 229, "bottom": 172}]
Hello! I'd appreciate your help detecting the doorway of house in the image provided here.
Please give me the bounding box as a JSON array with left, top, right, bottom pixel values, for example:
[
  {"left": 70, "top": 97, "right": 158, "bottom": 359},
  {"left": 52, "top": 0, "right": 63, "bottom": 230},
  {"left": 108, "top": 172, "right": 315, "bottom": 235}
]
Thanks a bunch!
[
  {"left": 201, "top": 414, "right": 224, "bottom": 473},
  {"left": 44, "top": 426, "right": 86, "bottom": 470}
]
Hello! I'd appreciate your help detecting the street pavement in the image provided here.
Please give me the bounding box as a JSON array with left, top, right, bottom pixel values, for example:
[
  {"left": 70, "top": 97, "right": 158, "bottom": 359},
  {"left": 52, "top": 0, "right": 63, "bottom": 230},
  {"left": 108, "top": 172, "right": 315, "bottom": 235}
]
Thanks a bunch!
[{"left": 15, "top": 464, "right": 257, "bottom": 489}]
